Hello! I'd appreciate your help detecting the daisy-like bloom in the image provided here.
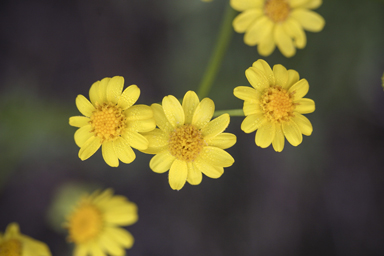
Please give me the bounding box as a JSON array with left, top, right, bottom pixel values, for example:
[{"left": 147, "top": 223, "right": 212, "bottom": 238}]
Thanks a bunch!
[
  {"left": 142, "top": 91, "right": 236, "bottom": 190},
  {"left": 69, "top": 76, "right": 156, "bottom": 167},
  {"left": 64, "top": 189, "right": 137, "bottom": 256},
  {"left": 0, "top": 223, "right": 51, "bottom": 256},
  {"left": 234, "top": 59, "right": 315, "bottom": 151},
  {"left": 231, "top": 0, "right": 325, "bottom": 57}
]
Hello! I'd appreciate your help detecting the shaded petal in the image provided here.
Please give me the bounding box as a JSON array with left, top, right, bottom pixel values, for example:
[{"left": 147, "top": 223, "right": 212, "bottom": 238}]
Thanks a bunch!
[
  {"left": 102, "top": 141, "right": 119, "bottom": 167},
  {"left": 106, "top": 76, "right": 124, "bottom": 104},
  {"left": 233, "top": 9, "right": 263, "bottom": 33},
  {"left": 273, "top": 64, "right": 289, "bottom": 88},
  {"left": 76, "top": 95, "right": 95, "bottom": 117},
  {"left": 283, "top": 18, "right": 306, "bottom": 49},
  {"left": 186, "top": 162, "right": 202, "bottom": 185},
  {"left": 292, "top": 113, "right": 313, "bottom": 136},
  {"left": 89, "top": 80, "right": 101, "bottom": 105},
  {"left": 79, "top": 136, "right": 101, "bottom": 161},
  {"left": 291, "top": 9, "right": 325, "bottom": 32},
  {"left": 295, "top": 98, "right": 315, "bottom": 114},
  {"left": 127, "top": 119, "right": 156, "bottom": 133},
  {"left": 162, "top": 95, "right": 185, "bottom": 128},
  {"left": 289, "top": 79, "right": 309, "bottom": 99},
  {"left": 244, "top": 16, "right": 273, "bottom": 46},
  {"left": 149, "top": 150, "right": 175, "bottom": 173},
  {"left": 151, "top": 103, "right": 174, "bottom": 133},
  {"left": 122, "top": 130, "right": 148, "bottom": 150},
  {"left": 233, "top": 86, "right": 260, "bottom": 101},
  {"left": 74, "top": 245, "right": 88, "bottom": 256},
  {"left": 274, "top": 24, "right": 295, "bottom": 58},
  {"left": 113, "top": 137, "right": 136, "bottom": 164},
  {"left": 169, "top": 159, "right": 188, "bottom": 190},
  {"left": 182, "top": 91, "right": 200, "bottom": 124},
  {"left": 252, "top": 59, "right": 275, "bottom": 85},
  {"left": 230, "top": 0, "right": 263, "bottom": 11},
  {"left": 243, "top": 101, "right": 262, "bottom": 116},
  {"left": 245, "top": 67, "right": 269, "bottom": 92},
  {"left": 125, "top": 104, "right": 153, "bottom": 121},
  {"left": 199, "top": 146, "right": 234, "bottom": 167},
  {"left": 284, "top": 69, "right": 300, "bottom": 90},
  {"left": 201, "top": 114, "right": 230, "bottom": 139},
  {"left": 106, "top": 227, "right": 134, "bottom": 249},
  {"left": 282, "top": 120, "right": 303, "bottom": 146},
  {"left": 69, "top": 116, "right": 90, "bottom": 128},
  {"left": 192, "top": 98, "right": 214, "bottom": 129},
  {"left": 141, "top": 129, "right": 169, "bottom": 154},
  {"left": 74, "top": 125, "right": 93, "bottom": 147},
  {"left": 118, "top": 84, "right": 140, "bottom": 110},
  {"left": 272, "top": 124, "right": 285, "bottom": 152},
  {"left": 257, "top": 28, "right": 276, "bottom": 57},
  {"left": 255, "top": 122, "right": 276, "bottom": 148},
  {"left": 194, "top": 158, "right": 224, "bottom": 179},
  {"left": 205, "top": 133, "right": 237, "bottom": 149},
  {"left": 241, "top": 113, "right": 266, "bottom": 133}
]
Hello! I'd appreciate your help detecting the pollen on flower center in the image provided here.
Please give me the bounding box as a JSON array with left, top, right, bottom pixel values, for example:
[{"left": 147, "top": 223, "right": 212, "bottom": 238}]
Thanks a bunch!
[
  {"left": 68, "top": 204, "right": 103, "bottom": 244},
  {"left": 264, "top": 0, "right": 290, "bottom": 23},
  {"left": 261, "top": 86, "right": 295, "bottom": 123},
  {"left": 90, "top": 103, "right": 126, "bottom": 142},
  {"left": 0, "top": 239, "right": 22, "bottom": 256},
  {"left": 169, "top": 124, "right": 205, "bottom": 162}
]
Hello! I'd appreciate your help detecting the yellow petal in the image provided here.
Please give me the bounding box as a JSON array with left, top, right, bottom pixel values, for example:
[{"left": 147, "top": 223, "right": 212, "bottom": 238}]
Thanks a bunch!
[
  {"left": 283, "top": 18, "right": 306, "bottom": 49},
  {"left": 89, "top": 80, "right": 101, "bottom": 105},
  {"left": 292, "top": 113, "right": 313, "bottom": 136},
  {"left": 201, "top": 114, "right": 230, "bottom": 139},
  {"left": 192, "top": 98, "right": 214, "bottom": 129},
  {"left": 282, "top": 120, "right": 303, "bottom": 146},
  {"left": 169, "top": 159, "right": 188, "bottom": 190},
  {"left": 274, "top": 24, "right": 295, "bottom": 58},
  {"left": 206, "top": 133, "right": 237, "bottom": 149},
  {"left": 304, "top": 0, "right": 322, "bottom": 9},
  {"left": 125, "top": 104, "right": 153, "bottom": 121},
  {"left": 98, "top": 77, "right": 111, "bottom": 103},
  {"left": 243, "top": 101, "right": 262, "bottom": 116},
  {"left": 78, "top": 136, "right": 101, "bottom": 161},
  {"left": 141, "top": 129, "right": 169, "bottom": 154},
  {"left": 285, "top": 69, "right": 300, "bottom": 90},
  {"left": 89, "top": 243, "right": 105, "bottom": 256},
  {"left": 194, "top": 158, "right": 224, "bottom": 179},
  {"left": 240, "top": 113, "right": 266, "bottom": 133},
  {"left": 127, "top": 119, "right": 156, "bottom": 133},
  {"left": 113, "top": 137, "right": 136, "bottom": 164},
  {"left": 69, "top": 116, "right": 90, "bottom": 128},
  {"left": 199, "top": 146, "right": 234, "bottom": 167},
  {"left": 151, "top": 103, "right": 174, "bottom": 133},
  {"left": 104, "top": 203, "right": 138, "bottom": 225},
  {"left": 118, "top": 84, "right": 140, "bottom": 110},
  {"left": 149, "top": 151, "right": 175, "bottom": 173},
  {"left": 289, "top": 0, "right": 308, "bottom": 8},
  {"left": 122, "top": 130, "right": 148, "bottom": 150},
  {"left": 75, "top": 95, "right": 95, "bottom": 117},
  {"left": 245, "top": 67, "right": 269, "bottom": 92},
  {"left": 74, "top": 125, "right": 93, "bottom": 147},
  {"left": 252, "top": 59, "right": 275, "bottom": 85},
  {"left": 22, "top": 238, "right": 52, "bottom": 256},
  {"left": 291, "top": 9, "right": 325, "bottom": 32},
  {"left": 233, "top": 9, "right": 262, "bottom": 33},
  {"left": 230, "top": 0, "right": 263, "bottom": 11},
  {"left": 74, "top": 245, "right": 88, "bottom": 256},
  {"left": 233, "top": 86, "right": 260, "bottom": 101},
  {"left": 289, "top": 79, "right": 309, "bottom": 99},
  {"left": 162, "top": 95, "right": 185, "bottom": 128},
  {"left": 244, "top": 16, "right": 272, "bottom": 46},
  {"left": 255, "top": 122, "right": 275, "bottom": 148},
  {"left": 295, "top": 98, "right": 315, "bottom": 114},
  {"left": 102, "top": 141, "right": 119, "bottom": 167},
  {"left": 257, "top": 28, "right": 276, "bottom": 57},
  {"left": 106, "top": 76, "right": 124, "bottom": 104},
  {"left": 106, "top": 227, "right": 134, "bottom": 249},
  {"left": 99, "top": 233, "right": 125, "bottom": 256},
  {"left": 186, "top": 162, "right": 202, "bottom": 185},
  {"left": 182, "top": 91, "right": 200, "bottom": 124},
  {"left": 272, "top": 124, "right": 285, "bottom": 152},
  {"left": 273, "top": 64, "right": 289, "bottom": 88}
]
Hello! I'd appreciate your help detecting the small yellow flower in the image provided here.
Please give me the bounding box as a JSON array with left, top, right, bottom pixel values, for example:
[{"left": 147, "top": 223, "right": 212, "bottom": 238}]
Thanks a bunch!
[
  {"left": 0, "top": 223, "right": 51, "bottom": 256},
  {"left": 142, "top": 91, "right": 236, "bottom": 190},
  {"left": 231, "top": 0, "right": 325, "bottom": 57},
  {"left": 64, "top": 189, "right": 137, "bottom": 256},
  {"left": 69, "top": 76, "right": 156, "bottom": 167},
  {"left": 234, "top": 59, "right": 315, "bottom": 151}
]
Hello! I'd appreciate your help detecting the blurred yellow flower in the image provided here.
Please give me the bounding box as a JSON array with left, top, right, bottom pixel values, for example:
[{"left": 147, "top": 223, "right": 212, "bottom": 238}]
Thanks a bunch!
[
  {"left": 64, "top": 189, "right": 137, "bottom": 256},
  {"left": 69, "top": 76, "right": 156, "bottom": 167},
  {"left": 231, "top": 0, "right": 325, "bottom": 57},
  {"left": 234, "top": 59, "right": 315, "bottom": 151},
  {"left": 142, "top": 91, "right": 236, "bottom": 190},
  {"left": 0, "top": 223, "right": 51, "bottom": 256}
]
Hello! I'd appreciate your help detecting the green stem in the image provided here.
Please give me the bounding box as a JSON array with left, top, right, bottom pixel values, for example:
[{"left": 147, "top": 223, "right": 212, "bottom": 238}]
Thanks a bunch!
[
  {"left": 213, "top": 109, "right": 244, "bottom": 117},
  {"left": 197, "top": 3, "right": 237, "bottom": 99}
]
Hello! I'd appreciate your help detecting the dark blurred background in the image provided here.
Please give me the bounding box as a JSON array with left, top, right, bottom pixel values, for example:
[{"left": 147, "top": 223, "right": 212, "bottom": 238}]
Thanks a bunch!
[{"left": 1, "top": 0, "right": 384, "bottom": 255}]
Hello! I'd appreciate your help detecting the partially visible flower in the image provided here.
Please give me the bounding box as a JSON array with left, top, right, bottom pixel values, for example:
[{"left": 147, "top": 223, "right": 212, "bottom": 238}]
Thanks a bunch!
[
  {"left": 69, "top": 76, "right": 156, "bottom": 167},
  {"left": 202, "top": 0, "right": 213, "bottom": 2},
  {"left": 234, "top": 59, "right": 315, "bottom": 151},
  {"left": 231, "top": 0, "right": 325, "bottom": 57},
  {"left": 0, "top": 223, "right": 51, "bottom": 256},
  {"left": 142, "top": 91, "right": 236, "bottom": 190},
  {"left": 64, "top": 189, "right": 137, "bottom": 256}
]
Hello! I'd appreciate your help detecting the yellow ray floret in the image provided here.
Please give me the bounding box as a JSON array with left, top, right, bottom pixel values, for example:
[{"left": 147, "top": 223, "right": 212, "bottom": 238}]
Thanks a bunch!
[
  {"left": 234, "top": 59, "right": 315, "bottom": 151},
  {"left": 69, "top": 76, "right": 156, "bottom": 167},
  {"left": 141, "top": 91, "right": 237, "bottom": 190},
  {"left": 230, "top": 0, "right": 325, "bottom": 57}
]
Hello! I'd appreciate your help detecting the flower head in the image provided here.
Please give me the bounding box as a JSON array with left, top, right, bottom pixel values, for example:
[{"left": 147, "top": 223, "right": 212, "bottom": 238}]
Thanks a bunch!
[
  {"left": 142, "top": 91, "right": 236, "bottom": 190},
  {"left": 231, "top": 0, "right": 325, "bottom": 57},
  {"left": 234, "top": 59, "right": 315, "bottom": 151},
  {"left": 0, "top": 223, "right": 51, "bottom": 256},
  {"left": 64, "top": 189, "right": 137, "bottom": 256},
  {"left": 69, "top": 76, "right": 156, "bottom": 167}
]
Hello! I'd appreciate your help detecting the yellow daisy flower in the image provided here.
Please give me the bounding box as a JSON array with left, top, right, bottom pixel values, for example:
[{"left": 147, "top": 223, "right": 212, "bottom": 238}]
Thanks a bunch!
[
  {"left": 69, "top": 76, "right": 156, "bottom": 167},
  {"left": 64, "top": 189, "right": 137, "bottom": 256},
  {"left": 231, "top": 0, "right": 325, "bottom": 57},
  {"left": 142, "top": 91, "right": 236, "bottom": 190},
  {"left": 234, "top": 59, "right": 315, "bottom": 151},
  {"left": 0, "top": 222, "right": 51, "bottom": 256}
]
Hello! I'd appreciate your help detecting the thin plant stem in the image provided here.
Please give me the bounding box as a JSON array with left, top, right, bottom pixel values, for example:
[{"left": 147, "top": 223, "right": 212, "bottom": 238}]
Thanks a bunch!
[{"left": 213, "top": 109, "right": 244, "bottom": 117}]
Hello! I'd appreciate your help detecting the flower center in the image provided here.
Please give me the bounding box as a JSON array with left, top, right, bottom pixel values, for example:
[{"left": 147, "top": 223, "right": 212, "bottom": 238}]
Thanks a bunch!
[
  {"left": 0, "top": 239, "right": 22, "bottom": 256},
  {"left": 169, "top": 124, "right": 205, "bottom": 162},
  {"left": 89, "top": 103, "right": 126, "bottom": 142},
  {"left": 68, "top": 204, "right": 103, "bottom": 244},
  {"left": 264, "top": 0, "right": 290, "bottom": 23},
  {"left": 261, "top": 86, "right": 295, "bottom": 123}
]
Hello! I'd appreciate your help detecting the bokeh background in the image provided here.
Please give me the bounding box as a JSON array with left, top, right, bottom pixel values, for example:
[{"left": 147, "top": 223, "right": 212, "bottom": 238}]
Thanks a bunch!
[{"left": 1, "top": 0, "right": 384, "bottom": 255}]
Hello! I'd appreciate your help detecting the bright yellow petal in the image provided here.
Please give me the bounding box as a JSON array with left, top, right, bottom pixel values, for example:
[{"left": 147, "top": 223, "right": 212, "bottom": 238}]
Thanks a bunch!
[
  {"left": 79, "top": 136, "right": 101, "bottom": 161},
  {"left": 206, "top": 133, "right": 237, "bottom": 149},
  {"left": 272, "top": 124, "right": 285, "bottom": 152},
  {"left": 22, "top": 238, "right": 52, "bottom": 256},
  {"left": 76, "top": 95, "right": 95, "bottom": 117},
  {"left": 102, "top": 141, "right": 119, "bottom": 167},
  {"left": 233, "top": 86, "right": 260, "bottom": 101},
  {"left": 199, "top": 146, "right": 234, "bottom": 167},
  {"left": 282, "top": 120, "right": 303, "bottom": 146},
  {"left": 98, "top": 77, "right": 110, "bottom": 103},
  {"left": 243, "top": 101, "right": 262, "bottom": 116},
  {"left": 182, "top": 91, "right": 200, "bottom": 124},
  {"left": 99, "top": 233, "right": 125, "bottom": 256},
  {"left": 106, "top": 227, "right": 134, "bottom": 249},
  {"left": 186, "top": 162, "right": 202, "bottom": 185},
  {"left": 289, "top": 79, "right": 309, "bottom": 99},
  {"left": 245, "top": 67, "right": 269, "bottom": 92},
  {"left": 291, "top": 9, "right": 325, "bottom": 32},
  {"left": 273, "top": 64, "right": 289, "bottom": 88},
  {"left": 252, "top": 59, "right": 275, "bottom": 85},
  {"left": 295, "top": 98, "right": 315, "bottom": 114},
  {"left": 233, "top": 9, "right": 262, "bottom": 33},
  {"left": 141, "top": 129, "right": 169, "bottom": 154},
  {"left": 74, "top": 245, "right": 88, "bottom": 256},
  {"left": 240, "top": 113, "right": 266, "bottom": 133},
  {"left": 257, "top": 28, "right": 276, "bottom": 57},
  {"left": 169, "top": 159, "right": 188, "bottom": 190},
  {"left": 289, "top": 0, "right": 308, "bottom": 8},
  {"left": 149, "top": 151, "right": 175, "bottom": 173},
  {"left": 104, "top": 203, "right": 138, "bottom": 225},
  {"left": 194, "top": 158, "right": 224, "bottom": 179},
  {"left": 106, "top": 76, "right": 124, "bottom": 104},
  {"left": 4, "top": 223, "right": 20, "bottom": 238},
  {"left": 127, "top": 119, "right": 156, "bottom": 133},
  {"left": 304, "top": 0, "right": 322, "bottom": 9},
  {"left": 162, "top": 95, "right": 185, "bottom": 128},
  {"left": 284, "top": 69, "right": 300, "bottom": 90},
  {"left": 74, "top": 125, "right": 93, "bottom": 147},
  {"left": 201, "top": 114, "right": 230, "bottom": 139},
  {"left": 69, "top": 116, "right": 90, "bottom": 128},
  {"left": 244, "top": 16, "right": 273, "bottom": 46},
  {"left": 192, "top": 98, "right": 214, "bottom": 129},
  {"left": 274, "top": 24, "right": 295, "bottom": 57},
  {"left": 89, "top": 80, "right": 101, "bottom": 105},
  {"left": 113, "top": 137, "right": 136, "bottom": 164},
  {"left": 89, "top": 243, "right": 105, "bottom": 256},
  {"left": 255, "top": 122, "right": 275, "bottom": 148},
  {"left": 118, "top": 84, "right": 140, "bottom": 110},
  {"left": 122, "top": 130, "right": 148, "bottom": 150},
  {"left": 230, "top": 0, "right": 263, "bottom": 11},
  {"left": 292, "top": 113, "right": 313, "bottom": 136},
  {"left": 283, "top": 18, "right": 306, "bottom": 49},
  {"left": 125, "top": 104, "right": 153, "bottom": 121},
  {"left": 151, "top": 103, "right": 174, "bottom": 133}
]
